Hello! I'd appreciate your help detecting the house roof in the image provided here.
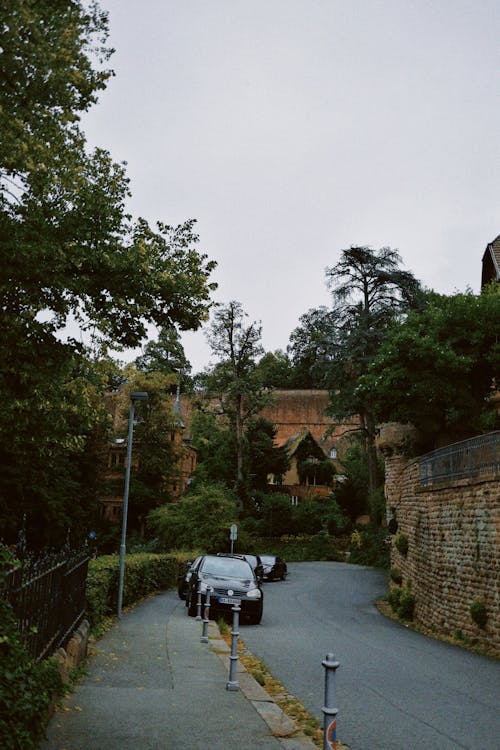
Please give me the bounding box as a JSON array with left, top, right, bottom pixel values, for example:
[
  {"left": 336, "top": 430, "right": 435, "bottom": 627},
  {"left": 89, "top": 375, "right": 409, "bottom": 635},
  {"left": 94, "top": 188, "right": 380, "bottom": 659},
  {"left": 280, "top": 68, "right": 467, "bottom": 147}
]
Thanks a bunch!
[
  {"left": 259, "top": 389, "right": 360, "bottom": 448},
  {"left": 281, "top": 429, "right": 328, "bottom": 459},
  {"left": 481, "top": 235, "right": 500, "bottom": 288}
]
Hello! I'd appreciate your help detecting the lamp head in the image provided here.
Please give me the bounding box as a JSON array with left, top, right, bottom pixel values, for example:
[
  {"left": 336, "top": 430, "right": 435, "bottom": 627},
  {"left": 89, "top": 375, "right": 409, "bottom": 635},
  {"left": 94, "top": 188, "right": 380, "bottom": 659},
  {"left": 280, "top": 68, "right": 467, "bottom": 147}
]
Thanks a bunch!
[{"left": 130, "top": 391, "right": 149, "bottom": 401}]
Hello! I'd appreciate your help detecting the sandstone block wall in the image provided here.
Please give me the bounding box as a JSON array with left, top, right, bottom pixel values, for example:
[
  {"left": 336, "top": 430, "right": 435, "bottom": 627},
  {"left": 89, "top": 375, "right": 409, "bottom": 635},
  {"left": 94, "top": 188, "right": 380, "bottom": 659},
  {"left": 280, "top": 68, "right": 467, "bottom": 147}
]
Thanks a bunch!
[{"left": 386, "top": 456, "right": 499, "bottom": 654}]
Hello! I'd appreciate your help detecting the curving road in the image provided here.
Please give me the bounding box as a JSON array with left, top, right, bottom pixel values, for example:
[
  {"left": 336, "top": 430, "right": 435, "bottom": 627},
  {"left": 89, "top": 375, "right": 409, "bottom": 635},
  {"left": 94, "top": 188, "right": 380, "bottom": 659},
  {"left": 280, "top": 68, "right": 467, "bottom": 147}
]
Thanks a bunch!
[{"left": 241, "top": 562, "right": 499, "bottom": 750}]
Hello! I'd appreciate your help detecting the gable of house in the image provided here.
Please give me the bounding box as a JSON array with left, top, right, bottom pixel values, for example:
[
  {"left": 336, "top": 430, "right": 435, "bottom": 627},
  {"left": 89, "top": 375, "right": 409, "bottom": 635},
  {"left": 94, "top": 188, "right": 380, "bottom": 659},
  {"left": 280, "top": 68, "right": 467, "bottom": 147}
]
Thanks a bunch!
[
  {"left": 258, "top": 389, "right": 360, "bottom": 458},
  {"left": 481, "top": 235, "right": 500, "bottom": 288}
]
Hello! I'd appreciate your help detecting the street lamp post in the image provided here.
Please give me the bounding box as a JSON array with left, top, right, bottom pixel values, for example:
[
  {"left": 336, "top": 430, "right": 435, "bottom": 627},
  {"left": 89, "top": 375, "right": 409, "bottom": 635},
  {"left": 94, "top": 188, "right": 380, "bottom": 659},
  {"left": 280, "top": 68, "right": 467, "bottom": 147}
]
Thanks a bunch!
[{"left": 117, "top": 391, "right": 148, "bottom": 618}]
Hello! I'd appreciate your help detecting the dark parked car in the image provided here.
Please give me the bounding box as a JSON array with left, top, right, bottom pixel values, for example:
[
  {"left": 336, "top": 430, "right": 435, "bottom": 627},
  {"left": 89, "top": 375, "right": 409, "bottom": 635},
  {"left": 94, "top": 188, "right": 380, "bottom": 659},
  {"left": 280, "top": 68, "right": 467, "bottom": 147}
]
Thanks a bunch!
[
  {"left": 241, "top": 554, "right": 264, "bottom": 583},
  {"left": 177, "top": 556, "right": 203, "bottom": 599},
  {"left": 260, "top": 554, "right": 287, "bottom": 581},
  {"left": 217, "top": 552, "right": 264, "bottom": 583},
  {"left": 186, "top": 554, "right": 263, "bottom": 624}
]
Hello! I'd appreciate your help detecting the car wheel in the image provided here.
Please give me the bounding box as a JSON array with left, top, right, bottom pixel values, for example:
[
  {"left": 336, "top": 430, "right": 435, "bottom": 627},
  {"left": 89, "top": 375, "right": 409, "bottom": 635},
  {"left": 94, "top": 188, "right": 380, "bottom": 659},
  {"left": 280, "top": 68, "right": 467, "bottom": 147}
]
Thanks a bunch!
[
  {"left": 248, "top": 602, "right": 263, "bottom": 625},
  {"left": 280, "top": 571, "right": 286, "bottom": 580}
]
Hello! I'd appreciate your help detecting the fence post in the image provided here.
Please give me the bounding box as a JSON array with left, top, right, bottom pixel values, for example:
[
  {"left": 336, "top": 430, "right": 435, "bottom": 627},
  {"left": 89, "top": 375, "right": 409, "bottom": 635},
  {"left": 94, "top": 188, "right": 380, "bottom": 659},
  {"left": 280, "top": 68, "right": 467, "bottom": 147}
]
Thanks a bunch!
[
  {"left": 322, "top": 652, "right": 340, "bottom": 750},
  {"left": 200, "top": 588, "right": 212, "bottom": 643},
  {"left": 195, "top": 580, "right": 203, "bottom": 621},
  {"left": 226, "top": 603, "right": 240, "bottom": 691}
]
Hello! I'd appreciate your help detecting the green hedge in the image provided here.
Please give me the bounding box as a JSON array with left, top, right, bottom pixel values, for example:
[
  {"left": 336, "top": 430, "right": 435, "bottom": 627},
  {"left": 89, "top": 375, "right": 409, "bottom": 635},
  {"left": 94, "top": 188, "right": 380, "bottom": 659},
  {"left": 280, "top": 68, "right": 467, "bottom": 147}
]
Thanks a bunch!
[{"left": 86, "top": 551, "right": 195, "bottom": 633}]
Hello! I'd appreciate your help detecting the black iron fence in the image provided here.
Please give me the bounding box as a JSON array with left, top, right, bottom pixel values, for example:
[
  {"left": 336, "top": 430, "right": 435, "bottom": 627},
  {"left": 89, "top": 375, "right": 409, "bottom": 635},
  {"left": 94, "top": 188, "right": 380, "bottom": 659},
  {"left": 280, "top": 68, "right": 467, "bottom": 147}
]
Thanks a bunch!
[
  {"left": 3, "top": 546, "right": 90, "bottom": 661},
  {"left": 419, "top": 431, "right": 500, "bottom": 486}
]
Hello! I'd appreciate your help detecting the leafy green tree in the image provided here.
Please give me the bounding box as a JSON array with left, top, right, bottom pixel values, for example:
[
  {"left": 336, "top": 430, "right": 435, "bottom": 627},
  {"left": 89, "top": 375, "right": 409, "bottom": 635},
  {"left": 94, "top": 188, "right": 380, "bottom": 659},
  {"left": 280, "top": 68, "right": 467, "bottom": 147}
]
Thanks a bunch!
[
  {"left": 106, "top": 367, "right": 185, "bottom": 538},
  {"left": 0, "top": 1, "right": 216, "bottom": 543},
  {"left": 323, "top": 246, "right": 421, "bottom": 517},
  {"left": 135, "top": 327, "right": 191, "bottom": 378},
  {"left": 245, "top": 418, "right": 290, "bottom": 490},
  {"left": 205, "top": 301, "right": 271, "bottom": 502},
  {"left": 287, "top": 307, "right": 338, "bottom": 388},
  {"left": 334, "top": 442, "right": 372, "bottom": 521},
  {"left": 189, "top": 410, "right": 237, "bottom": 488},
  {"left": 360, "top": 286, "right": 500, "bottom": 448},
  {"left": 147, "top": 483, "right": 238, "bottom": 552},
  {"left": 255, "top": 350, "right": 295, "bottom": 388},
  {"left": 259, "top": 493, "right": 294, "bottom": 537},
  {"left": 0, "top": 341, "right": 113, "bottom": 547}
]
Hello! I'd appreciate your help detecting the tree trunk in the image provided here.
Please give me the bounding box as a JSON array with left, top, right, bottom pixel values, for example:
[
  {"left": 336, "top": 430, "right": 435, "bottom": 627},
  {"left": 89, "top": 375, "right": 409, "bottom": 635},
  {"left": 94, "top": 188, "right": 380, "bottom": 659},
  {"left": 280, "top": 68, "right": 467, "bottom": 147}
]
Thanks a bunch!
[
  {"left": 362, "top": 410, "right": 379, "bottom": 524},
  {"left": 235, "top": 394, "right": 245, "bottom": 507}
]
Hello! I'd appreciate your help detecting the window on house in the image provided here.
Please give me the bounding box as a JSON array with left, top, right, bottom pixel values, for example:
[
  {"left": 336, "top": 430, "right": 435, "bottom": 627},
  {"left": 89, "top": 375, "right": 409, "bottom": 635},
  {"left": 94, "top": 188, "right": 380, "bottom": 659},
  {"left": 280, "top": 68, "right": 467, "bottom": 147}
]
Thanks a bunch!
[
  {"left": 329, "top": 448, "right": 337, "bottom": 459},
  {"left": 291, "top": 496, "right": 299, "bottom": 506}
]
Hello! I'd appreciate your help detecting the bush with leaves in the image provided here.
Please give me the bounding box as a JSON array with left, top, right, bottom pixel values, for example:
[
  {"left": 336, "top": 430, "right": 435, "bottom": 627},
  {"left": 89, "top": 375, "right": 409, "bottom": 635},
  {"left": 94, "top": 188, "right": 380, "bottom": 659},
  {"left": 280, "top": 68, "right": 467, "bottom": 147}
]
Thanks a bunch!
[
  {"left": 388, "top": 584, "right": 415, "bottom": 620},
  {"left": 86, "top": 552, "right": 186, "bottom": 632},
  {"left": 394, "top": 533, "right": 409, "bottom": 557},
  {"left": 334, "top": 443, "right": 371, "bottom": 520},
  {"left": 360, "top": 286, "right": 500, "bottom": 448},
  {"left": 349, "top": 526, "right": 390, "bottom": 568},
  {"left": 469, "top": 599, "right": 488, "bottom": 628},
  {"left": 0, "top": 588, "right": 63, "bottom": 749},
  {"left": 147, "top": 483, "right": 239, "bottom": 552}
]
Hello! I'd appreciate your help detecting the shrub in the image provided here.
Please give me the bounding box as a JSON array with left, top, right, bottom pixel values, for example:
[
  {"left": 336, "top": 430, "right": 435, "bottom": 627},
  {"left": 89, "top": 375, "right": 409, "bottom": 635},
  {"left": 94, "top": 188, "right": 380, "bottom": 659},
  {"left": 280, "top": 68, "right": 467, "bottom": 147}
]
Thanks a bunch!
[
  {"left": 469, "top": 599, "right": 487, "bottom": 628},
  {"left": 388, "top": 584, "right": 415, "bottom": 620},
  {"left": 0, "top": 597, "right": 64, "bottom": 749},
  {"left": 147, "top": 483, "right": 239, "bottom": 551},
  {"left": 349, "top": 527, "right": 390, "bottom": 568},
  {"left": 398, "top": 586, "right": 415, "bottom": 619},
  {"left": 394, "top": 532, "right": 409, "bottom": 556},
  {"left": 307, "top": 532, "right": 342, "bottom": 561},
  {"left": 390, "top": 567, "right": 403, "bottom": 584}
]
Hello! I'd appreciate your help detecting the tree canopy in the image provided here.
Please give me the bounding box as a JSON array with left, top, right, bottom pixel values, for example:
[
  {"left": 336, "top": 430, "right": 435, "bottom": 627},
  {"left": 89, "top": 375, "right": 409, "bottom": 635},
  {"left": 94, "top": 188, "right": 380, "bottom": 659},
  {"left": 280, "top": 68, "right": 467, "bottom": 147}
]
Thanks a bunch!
[
  {"left": 318, "top": 246, "right": 422, "bottom": 516},
  {"left": 147, "top": 483, "right": 239, "bottom": 552},
  {"left": 0, "top": 1, "right": 216, "bottom": 546},
  {"left": 204, "top": 301, "right": 271, "bottom": 501},
  {"left": 360, "top": 285, "right": 500, "bottom": 448}
]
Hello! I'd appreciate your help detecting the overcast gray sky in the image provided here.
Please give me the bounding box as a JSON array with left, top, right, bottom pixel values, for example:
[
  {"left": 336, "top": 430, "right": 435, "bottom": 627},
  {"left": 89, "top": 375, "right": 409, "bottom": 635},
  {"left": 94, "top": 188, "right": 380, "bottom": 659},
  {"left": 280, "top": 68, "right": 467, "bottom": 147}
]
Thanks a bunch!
[{"left": 83, "top": 0, "right": 499, "bottom": 373}]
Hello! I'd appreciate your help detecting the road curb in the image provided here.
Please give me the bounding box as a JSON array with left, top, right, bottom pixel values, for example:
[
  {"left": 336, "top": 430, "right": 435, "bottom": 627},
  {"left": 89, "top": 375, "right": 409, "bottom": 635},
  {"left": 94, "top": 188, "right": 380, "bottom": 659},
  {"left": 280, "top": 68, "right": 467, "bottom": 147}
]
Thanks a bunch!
[{"left": 208, "top": 622, "right": 317, "bottom": 749}]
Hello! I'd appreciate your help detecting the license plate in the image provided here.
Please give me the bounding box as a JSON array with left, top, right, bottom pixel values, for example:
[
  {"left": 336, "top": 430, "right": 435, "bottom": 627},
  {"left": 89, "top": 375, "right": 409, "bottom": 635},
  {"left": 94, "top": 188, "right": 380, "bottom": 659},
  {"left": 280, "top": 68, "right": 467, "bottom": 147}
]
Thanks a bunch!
[{"left": 218, "top": 596, "right": 240, "bottom": 605}]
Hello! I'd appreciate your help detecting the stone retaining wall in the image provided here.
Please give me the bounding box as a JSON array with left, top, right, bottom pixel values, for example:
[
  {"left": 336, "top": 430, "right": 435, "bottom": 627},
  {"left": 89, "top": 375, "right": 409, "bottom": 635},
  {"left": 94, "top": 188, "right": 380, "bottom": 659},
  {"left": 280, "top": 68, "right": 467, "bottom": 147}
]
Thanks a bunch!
[
  {"left": 51, "top": 619, "right": 90, "bottom": 685},
  {"left": 385, "top": 455, "right": 499, "bottom": 655}
]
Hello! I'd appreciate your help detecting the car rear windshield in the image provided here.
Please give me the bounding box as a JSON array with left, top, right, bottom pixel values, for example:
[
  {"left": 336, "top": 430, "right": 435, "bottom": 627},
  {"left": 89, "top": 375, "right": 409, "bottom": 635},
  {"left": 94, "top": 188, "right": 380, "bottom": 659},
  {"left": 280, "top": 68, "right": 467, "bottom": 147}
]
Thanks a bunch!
[{"left": 201, "top": 556, "right": 253, "bottom": 578}]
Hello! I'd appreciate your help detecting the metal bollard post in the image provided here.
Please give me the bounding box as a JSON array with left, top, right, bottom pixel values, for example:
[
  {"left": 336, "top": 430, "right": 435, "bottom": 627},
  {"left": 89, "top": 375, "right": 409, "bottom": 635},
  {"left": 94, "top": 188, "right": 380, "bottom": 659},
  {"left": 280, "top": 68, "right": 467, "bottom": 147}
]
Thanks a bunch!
[
  {"left": 226, "top": 602, "right": 240, "bottom": 691},
  {"left": 195, "top": 579, "right": 203, "bottom": 621},
  {"left": 322, "top": 653, "right": 340, "bottom": 750},
  {"left": 200, "top": 587, "right": 212, "bottom": 643}
]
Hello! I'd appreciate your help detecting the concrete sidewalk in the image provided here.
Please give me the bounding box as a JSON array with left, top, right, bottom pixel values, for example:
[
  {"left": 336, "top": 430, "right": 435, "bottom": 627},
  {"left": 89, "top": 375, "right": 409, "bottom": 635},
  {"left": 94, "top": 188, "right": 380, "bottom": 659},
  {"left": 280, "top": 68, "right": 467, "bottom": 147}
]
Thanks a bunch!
[{"left": 42, "top": 591, "right": 316, "bottom": 750}]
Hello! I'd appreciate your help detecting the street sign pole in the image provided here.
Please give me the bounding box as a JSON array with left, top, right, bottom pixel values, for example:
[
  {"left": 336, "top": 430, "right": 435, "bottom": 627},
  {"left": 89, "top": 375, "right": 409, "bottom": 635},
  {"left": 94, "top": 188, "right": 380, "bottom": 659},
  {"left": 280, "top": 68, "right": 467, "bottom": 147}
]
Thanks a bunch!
[{"left": 230, "top": 523, "right": 237, "bottom": 554}]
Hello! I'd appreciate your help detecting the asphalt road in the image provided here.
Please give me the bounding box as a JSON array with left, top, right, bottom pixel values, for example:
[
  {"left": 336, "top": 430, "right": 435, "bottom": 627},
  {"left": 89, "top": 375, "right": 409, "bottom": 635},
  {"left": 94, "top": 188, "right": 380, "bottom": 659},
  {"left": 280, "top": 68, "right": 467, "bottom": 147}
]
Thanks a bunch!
[{"left": 241, "top": 561, "right": 499, "bottom": 750}]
